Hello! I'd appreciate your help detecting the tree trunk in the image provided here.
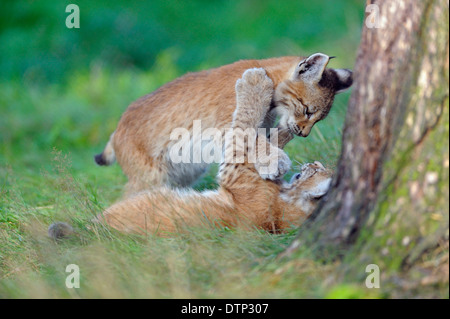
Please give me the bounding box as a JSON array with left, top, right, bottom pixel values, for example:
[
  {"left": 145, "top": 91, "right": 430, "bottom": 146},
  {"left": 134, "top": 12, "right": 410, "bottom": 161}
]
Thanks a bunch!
[{"left": 282, "top": 0, "right": 449, "bottom": 271}]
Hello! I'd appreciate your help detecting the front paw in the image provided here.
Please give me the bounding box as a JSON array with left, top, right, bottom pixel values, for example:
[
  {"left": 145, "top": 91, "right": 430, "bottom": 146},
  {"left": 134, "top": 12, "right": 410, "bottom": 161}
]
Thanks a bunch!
[
  {"left": 269, "top": 126, "right": 294, "bottom": 150},
  {"left": 255, "top": 147, "right": 292, "bottom": 181},
  {"left": 235, "top": 68, "right": 274, "bottom": 109}
]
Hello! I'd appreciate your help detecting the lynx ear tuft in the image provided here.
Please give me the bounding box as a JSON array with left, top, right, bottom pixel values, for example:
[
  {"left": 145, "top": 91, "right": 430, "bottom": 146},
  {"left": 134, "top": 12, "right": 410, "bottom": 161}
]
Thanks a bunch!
[{"left": 293, "top": 53, "right": 331, "bottom": 83}]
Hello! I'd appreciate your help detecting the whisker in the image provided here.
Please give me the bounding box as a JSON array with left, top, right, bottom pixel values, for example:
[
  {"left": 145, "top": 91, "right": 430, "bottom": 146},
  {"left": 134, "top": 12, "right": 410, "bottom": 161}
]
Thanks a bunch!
[
  {"left": 292, "top": 159, "right": 305, "bottom": 171},
  {"left": 263, "top": 115, "right": 278, "bottom": 124}
]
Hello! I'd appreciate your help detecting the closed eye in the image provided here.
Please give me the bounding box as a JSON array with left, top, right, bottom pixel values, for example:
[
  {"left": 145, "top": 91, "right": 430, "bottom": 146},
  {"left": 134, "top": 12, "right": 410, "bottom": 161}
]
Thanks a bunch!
[
  {"left": 304, "top": 107, "right": 314, "bottom": 118},
  {"left": 296, "top": 97, "right": 314, "bottom": 119},
  {"left": 312, "top": 194, "right": 325, "bottom": 200}
]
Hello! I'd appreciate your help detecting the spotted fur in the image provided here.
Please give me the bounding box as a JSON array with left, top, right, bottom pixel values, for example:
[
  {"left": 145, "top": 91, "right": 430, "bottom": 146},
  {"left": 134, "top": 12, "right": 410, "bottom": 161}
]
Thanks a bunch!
[
  {"left": 95, "top": 69, "right": 333, "bottom": 235},
  {"left": 95, "top": 54, "right": 351, "bottom": 196}
]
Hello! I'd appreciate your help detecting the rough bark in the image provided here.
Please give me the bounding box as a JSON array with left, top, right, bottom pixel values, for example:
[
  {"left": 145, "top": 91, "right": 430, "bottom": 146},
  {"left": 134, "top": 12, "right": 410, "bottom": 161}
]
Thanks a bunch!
[{"left": 282, "top": 0, "right": 449, "bottom": 261}]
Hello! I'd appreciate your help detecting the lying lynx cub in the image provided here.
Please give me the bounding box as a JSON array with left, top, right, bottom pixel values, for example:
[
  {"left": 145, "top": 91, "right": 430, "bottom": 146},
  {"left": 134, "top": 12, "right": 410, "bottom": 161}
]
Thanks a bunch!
[
  {"left": 95, "top": 53, "right": 350, "bottom": 195},
  {"left": 93, "top": 69, "right": 333, "bottom": 235}
]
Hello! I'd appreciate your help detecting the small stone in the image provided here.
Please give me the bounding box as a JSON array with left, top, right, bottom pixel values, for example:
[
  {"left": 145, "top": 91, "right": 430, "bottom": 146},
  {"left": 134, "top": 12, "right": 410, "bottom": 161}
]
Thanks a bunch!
[{"left": 402, "top": 236, "right": 411, "bottom": 246}]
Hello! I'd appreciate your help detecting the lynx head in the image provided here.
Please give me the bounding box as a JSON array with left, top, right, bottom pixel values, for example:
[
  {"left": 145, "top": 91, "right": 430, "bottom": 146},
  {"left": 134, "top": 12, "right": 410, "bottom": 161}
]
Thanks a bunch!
[
  {"left": 281, "top": 161, "right": 333, "bottom": 215},
  {"left": 273, "top": 53, "right": 353, "bottom": 137}
]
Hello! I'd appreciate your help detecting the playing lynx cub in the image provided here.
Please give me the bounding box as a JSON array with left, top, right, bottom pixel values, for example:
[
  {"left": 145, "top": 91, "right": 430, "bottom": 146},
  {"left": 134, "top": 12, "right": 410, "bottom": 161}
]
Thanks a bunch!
[
  {"left": 93, "top": 69, "right": 333, "bottom": 235},
  {"left": 95, "top": 53, "right": 351, "bottom": 195}
]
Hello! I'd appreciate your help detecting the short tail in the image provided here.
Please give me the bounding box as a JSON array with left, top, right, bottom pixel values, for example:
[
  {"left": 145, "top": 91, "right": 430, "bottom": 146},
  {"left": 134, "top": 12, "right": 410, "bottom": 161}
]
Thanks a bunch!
[
  {"left": 95, "top": 131, "right": 116, "bottom": 166},
  {"left": 48, "top": 222, "right": 74, "bottom": 240}
]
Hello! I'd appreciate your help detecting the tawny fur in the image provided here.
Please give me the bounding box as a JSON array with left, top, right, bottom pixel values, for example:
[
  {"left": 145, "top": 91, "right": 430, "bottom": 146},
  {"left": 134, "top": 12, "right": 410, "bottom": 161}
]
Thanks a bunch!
[
  {"left": 96, "top": 54, "right": 351, "bottom": 196},
  {"left": 95, "top": 69, "right": 333, "bottom": 236}
]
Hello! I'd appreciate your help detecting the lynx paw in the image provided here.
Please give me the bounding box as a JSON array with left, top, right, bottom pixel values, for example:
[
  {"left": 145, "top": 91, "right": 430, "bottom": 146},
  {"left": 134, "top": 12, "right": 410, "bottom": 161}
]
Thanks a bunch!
[
  {"left": 235, "top": 68, "right": 274, "bottom": 111},
  {"left": 255, "top": 147, "right": 292, "bottom": 181}
]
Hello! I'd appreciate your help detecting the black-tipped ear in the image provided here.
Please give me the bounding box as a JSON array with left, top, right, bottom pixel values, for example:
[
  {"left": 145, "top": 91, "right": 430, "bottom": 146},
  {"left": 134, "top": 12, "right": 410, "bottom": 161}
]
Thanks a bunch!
[
  {"left": 333, "top": 69, "right": 353, "bottom": 93},
  {"left": 293, "top": 53, "right": 331, "bottom": 83}
]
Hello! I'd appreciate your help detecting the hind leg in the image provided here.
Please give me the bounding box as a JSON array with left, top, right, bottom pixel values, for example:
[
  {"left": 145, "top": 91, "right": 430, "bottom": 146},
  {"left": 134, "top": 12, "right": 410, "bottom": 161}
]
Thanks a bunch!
[
  {"left": 118, "top": 145, "right": 209, "bottom": 196},
  {"left": 124, "top": 173, "right": 168, "bottom": 197},
  {"left": 124, "top": 161, "right": 208, "bottom": 197},
  {"left": 119, "top": 153, "right": 171, "bottom": 197},
  {"left": 166, "top": 161, "right": 210, "bottom": 188}
]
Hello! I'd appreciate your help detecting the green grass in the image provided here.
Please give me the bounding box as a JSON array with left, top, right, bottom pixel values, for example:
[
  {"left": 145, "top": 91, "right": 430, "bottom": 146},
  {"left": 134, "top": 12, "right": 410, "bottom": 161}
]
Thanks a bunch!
[
  {"left": 0, "top": 64, "right": 356, "bottom": 298},
  {"left": 0, "top": 1, "right": 416, "bottom": 299}
]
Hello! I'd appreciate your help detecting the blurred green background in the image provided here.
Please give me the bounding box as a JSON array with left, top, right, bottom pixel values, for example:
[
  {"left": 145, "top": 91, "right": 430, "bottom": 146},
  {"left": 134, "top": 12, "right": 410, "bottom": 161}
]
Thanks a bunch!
[
  {"left": 1, "top": 0, "right": 363, "bottom": 82},
  {"left": 0, "top": 1, "right": 374, "bottom": 299},
  {"left": 0, "top": 0, "right": 364, "bottom": 197}
]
